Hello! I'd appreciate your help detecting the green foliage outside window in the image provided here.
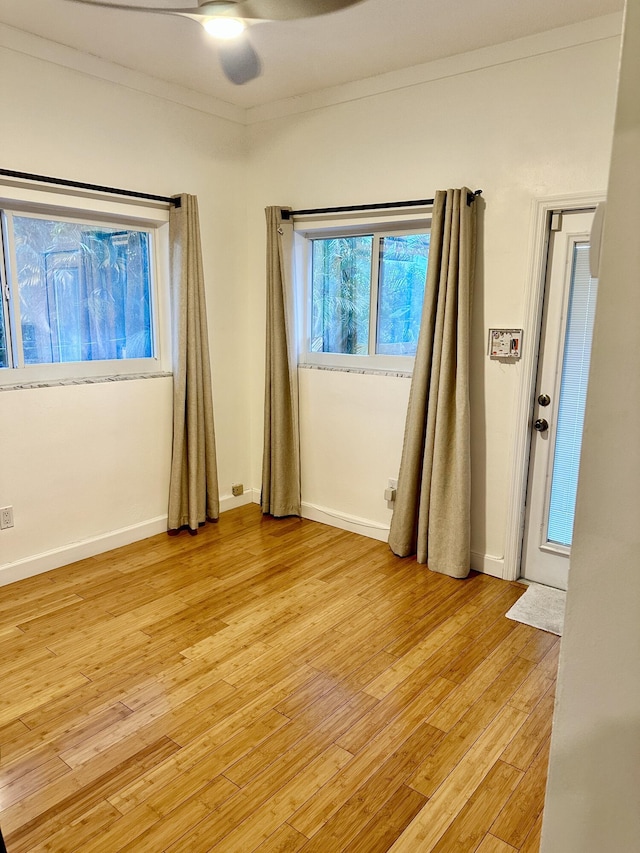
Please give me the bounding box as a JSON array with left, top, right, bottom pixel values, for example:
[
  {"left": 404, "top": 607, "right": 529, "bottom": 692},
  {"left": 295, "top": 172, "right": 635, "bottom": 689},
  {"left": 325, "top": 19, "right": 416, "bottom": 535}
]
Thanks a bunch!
[{"left": 311, "top": 231, "right": 429, "bottom": 357}]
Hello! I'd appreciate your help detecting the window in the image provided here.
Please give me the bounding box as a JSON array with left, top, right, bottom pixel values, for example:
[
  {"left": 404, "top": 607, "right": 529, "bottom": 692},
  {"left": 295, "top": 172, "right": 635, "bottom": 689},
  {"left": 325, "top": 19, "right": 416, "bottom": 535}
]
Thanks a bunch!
[
  {"left": 300, "top": 222, "right": 430, "bottom": 371},
  {"left": 0, "top": 198, "right": 167, "bottom": 384}
]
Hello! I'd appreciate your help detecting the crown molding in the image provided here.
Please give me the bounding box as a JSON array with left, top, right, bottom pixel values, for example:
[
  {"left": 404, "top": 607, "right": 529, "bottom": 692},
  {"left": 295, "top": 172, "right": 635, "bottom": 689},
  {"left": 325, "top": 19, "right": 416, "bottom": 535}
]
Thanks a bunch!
[
  {"left": 0, "top": 21, "right": 245, "bottom": 125},
  {"left": 0, "top": 12, "right": 623, "bottom": 129},
  {"left": 245, "top": 13, "right": 623, "bottom": 125}
]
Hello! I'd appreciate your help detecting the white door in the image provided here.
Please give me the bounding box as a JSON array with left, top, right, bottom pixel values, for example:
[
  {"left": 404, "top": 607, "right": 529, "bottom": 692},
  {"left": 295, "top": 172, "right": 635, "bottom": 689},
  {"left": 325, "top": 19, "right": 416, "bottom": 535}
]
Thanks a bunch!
[{"left": 521, "top": 209, "right": 598, "bottom": 590}]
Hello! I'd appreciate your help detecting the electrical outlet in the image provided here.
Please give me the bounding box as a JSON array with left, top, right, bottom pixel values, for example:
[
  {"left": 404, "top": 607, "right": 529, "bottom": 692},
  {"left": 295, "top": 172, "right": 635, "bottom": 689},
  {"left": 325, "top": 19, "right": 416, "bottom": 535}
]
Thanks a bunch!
[
  {"left": 385, "top": 478, "right": 398, "bottom": 504},
  {"left": 231, "top": 484, "right": 244, "bottom": 497},
  {"left": 0, "top": 506, "right": 14, "bottom": 530}
]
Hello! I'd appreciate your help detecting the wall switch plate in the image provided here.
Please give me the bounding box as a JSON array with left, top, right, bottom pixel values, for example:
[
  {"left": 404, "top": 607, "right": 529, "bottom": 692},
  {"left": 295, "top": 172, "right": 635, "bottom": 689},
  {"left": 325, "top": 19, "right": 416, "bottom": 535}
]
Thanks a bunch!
[
  {"left": 0, "top": 506, "right": 14, "bottom": 530},
  {"left": 231, "top": 484, "right": 244, "bottom": 497}
]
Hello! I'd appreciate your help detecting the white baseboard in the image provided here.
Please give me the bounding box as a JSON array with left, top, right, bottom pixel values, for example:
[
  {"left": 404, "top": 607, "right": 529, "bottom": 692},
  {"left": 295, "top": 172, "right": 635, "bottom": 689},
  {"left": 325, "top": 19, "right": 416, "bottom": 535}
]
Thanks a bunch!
[
  {"left": 298, "top": 505, "right": 506, "bottom": 578},
  {"left": 300, "top": 501, "right": 391, "bottom": 543},
  {"left": 219, "top": 491, "right": 256, "bottom": 512},
  {"left": 243, "top": 490, "right": 391, "bottom": 542},
  {"left": 252, "top": 490, "right": 507, "bottom": 578},
  {"left": 470, "top": 550, "right": 506, "bottom": 579},
  {"left": 0, "top": 494, "right": 260, "bottom": 588},
  {"left": 0, "top": 515, "right": 169, "bottom": 588},
  {"left": 1, "top": 487, "right": 507, "bottom": 589}
]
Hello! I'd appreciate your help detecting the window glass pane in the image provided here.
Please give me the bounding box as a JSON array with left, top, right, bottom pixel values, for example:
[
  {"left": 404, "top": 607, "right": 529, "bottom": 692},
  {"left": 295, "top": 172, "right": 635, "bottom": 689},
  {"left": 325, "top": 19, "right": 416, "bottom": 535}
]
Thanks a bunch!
[
  {"left": 13, "top": 216, "right": 153, "bottom": 365},
  {"left": 0, "top": 304, "right": 8, "bottom": 368},
  {"left": 311, "top": 236, "right": 372, "bottom": 355},
  {"left": 376, "top": 233, "right": 429, "bottom": 355},
  {"left": 546, "top": 242, "right": 598, "bottom": 546}
]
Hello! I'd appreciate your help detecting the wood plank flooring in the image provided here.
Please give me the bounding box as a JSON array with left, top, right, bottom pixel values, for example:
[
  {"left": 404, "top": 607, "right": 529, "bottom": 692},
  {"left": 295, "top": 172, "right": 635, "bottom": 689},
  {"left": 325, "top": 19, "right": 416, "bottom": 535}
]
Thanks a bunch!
[{"left": 0, "top": 505, "right": 559, "bottom": 852}]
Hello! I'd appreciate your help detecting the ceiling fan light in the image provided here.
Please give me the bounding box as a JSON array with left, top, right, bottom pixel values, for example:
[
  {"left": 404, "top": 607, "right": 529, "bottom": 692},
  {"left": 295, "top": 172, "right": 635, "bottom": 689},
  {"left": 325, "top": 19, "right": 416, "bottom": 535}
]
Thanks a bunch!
[{"left": 202, "top": 17, "right": 246, "bottom": 39}]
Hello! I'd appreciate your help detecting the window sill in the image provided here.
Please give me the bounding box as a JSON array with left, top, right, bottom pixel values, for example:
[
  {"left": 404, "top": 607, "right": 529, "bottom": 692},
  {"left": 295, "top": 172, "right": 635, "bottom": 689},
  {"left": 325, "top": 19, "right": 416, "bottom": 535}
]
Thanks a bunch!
[
  {"left": 298, "top": 363, "right": 412, "bottom": 379},
  {"left": 0, "top": 371, "right": 172, "bottom": 392}
]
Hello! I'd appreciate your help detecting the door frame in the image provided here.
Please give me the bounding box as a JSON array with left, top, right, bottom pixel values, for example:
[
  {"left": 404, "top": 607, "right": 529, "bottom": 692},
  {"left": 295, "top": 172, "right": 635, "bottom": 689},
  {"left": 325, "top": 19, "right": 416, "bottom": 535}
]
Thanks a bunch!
[{"left": 502, "top": 192, "right": 606, "bottom": 582}]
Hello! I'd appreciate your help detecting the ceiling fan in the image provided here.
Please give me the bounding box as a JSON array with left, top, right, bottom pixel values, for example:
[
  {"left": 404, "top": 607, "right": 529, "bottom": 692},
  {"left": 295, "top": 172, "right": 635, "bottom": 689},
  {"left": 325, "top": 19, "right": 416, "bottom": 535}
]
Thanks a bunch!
[{"left": 64, "top": 0, "right": 365, "bottom": 85}]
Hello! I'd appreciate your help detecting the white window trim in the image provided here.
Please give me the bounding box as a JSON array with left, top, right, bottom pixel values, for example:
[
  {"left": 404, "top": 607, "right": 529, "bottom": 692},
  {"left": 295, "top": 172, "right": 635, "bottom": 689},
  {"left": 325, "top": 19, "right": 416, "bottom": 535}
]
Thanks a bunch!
[
  {"left": 0, "top": 182, "right": 171, "bottom": 387},
  {"left": 293, "top": 209, "right": 431, "bottom": 374}
]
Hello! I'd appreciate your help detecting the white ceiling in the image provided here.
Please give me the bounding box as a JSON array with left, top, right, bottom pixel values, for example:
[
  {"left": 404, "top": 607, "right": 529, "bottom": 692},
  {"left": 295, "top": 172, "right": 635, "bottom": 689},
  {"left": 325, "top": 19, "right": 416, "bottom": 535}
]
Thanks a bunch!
[{"left": 0, "top": 0, "right": 623, "bottom": 109}]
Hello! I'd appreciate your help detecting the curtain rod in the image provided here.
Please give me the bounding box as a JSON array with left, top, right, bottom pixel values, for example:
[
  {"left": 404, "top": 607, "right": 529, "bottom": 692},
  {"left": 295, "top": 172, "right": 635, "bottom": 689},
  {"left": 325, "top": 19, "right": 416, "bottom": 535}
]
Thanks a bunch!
[
  {"left": 0, "top": 168, "right": 181, "bottom": 208},
  {"left": 281, "top": 189, "right": 482, "bottom": 219}
]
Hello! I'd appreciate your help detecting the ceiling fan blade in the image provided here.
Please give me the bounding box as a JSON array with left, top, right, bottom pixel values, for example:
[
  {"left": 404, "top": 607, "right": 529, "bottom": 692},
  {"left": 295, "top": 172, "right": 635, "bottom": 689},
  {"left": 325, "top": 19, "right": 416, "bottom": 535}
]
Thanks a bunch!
[
  {"left": 64, "top": 0, "right": 238, "bottom": 17},
  {"left": 64, "top": 0, "right": 365, "bottom": 20},
  {"left": 218, "top": 33, "right": 262, "bottom": 84},
  {"left": 234, "top": 0, "right": 364, "bottom": 21}
]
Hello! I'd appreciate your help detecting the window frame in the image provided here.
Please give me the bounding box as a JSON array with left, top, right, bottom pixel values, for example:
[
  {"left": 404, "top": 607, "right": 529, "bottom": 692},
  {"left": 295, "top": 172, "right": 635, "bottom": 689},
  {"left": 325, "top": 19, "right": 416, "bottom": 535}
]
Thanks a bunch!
[
  {"left": 0, "top": 185, "right": 170, "bottom": 386},
  {"left": 295, "top": 212, "right": 431, "bottom": 373}
]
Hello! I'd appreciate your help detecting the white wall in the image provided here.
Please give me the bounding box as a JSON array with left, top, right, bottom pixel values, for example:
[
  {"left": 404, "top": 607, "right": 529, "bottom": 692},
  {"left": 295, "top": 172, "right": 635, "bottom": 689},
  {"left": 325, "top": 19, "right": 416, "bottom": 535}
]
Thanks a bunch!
[
  {"left": 0, "top": 40, "right": 250, "bottom": 580},
  {"left": 298, "top": 368, "right": 409, "bottom": 539},
  {"left": 541, "top": 1, "right": 640, "bottom": 849},
  {"left": 245, "top": 22, "right": 621, "bottom": 573}
]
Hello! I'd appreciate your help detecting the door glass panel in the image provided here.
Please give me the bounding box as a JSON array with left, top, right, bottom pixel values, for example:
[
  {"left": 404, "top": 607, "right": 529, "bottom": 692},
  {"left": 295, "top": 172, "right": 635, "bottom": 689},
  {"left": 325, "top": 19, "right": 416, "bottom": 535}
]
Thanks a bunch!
[
  {"left": 546, "top": 242, "right": 598, "bottom": 546},
  {"left": 0, "top": 303, "right": 8, "bottom": 367}
]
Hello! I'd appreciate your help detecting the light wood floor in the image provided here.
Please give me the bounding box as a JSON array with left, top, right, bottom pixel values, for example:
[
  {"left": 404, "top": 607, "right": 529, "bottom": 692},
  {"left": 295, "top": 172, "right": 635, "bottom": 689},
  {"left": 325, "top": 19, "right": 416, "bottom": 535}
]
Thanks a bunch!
[{"left": 0, "top": 505, "right": 559, "bottom": 852}]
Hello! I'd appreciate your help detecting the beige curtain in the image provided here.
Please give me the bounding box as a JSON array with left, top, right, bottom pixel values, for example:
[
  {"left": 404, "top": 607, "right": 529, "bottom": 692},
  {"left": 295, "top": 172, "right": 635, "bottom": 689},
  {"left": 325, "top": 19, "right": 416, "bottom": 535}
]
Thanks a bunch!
[
  {"left": 388, "top": 188, "right": 477, "bottom": 578},
  {"left": 168, "top": 194, "right": 219, "bottom": 533},
  {"left": 261, "top": 207, "right": 301, "bottom": 517}
]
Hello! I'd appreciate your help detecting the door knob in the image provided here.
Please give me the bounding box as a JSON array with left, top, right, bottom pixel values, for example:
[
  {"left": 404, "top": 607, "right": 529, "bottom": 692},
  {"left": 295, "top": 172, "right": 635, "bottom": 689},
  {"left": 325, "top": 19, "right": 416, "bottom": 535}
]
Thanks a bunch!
[{"left": 534, "top": 418, "right": 549, "bottom": 432}]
